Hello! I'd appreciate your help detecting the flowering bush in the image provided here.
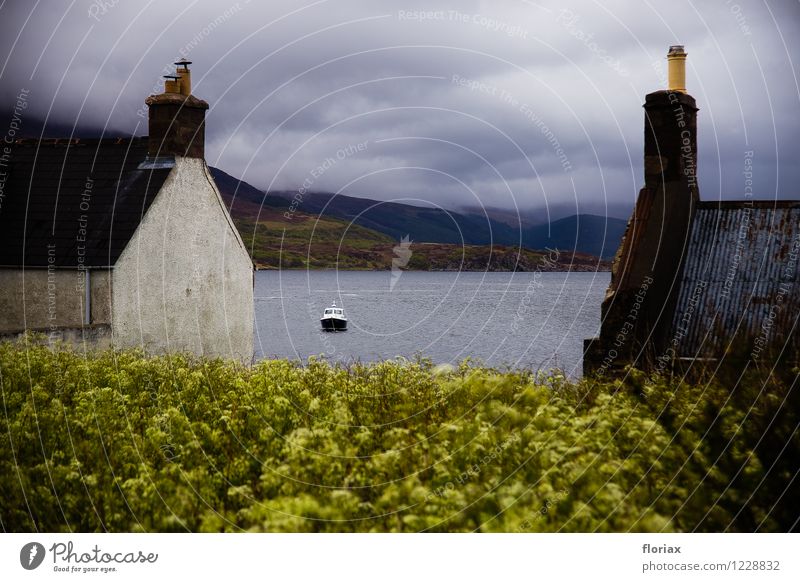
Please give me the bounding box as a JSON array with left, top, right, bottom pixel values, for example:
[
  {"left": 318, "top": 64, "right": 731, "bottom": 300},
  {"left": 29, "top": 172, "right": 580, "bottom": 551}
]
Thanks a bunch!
[{"left": 0, "top": 340, "right": 796, "bottom": 532}]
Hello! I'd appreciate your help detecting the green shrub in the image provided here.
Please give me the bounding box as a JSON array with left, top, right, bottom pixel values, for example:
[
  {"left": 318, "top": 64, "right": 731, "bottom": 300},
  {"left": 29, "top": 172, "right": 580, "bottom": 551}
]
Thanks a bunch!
[{"left": 0, "top": 340, "right": 796, "bottom": 532}]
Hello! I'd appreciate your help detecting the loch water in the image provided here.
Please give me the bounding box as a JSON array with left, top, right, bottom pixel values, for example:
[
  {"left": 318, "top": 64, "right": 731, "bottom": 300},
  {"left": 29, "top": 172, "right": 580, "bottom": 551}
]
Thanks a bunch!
[{"left": 254, "top": 270, "right": 610, "bottom": 377}]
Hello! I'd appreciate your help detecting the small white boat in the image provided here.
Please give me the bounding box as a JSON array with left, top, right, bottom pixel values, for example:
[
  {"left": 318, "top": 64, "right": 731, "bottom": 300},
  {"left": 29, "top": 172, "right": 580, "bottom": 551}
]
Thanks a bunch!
[{"left": 320, "top": 301, "right": 347, "bottom": 331}]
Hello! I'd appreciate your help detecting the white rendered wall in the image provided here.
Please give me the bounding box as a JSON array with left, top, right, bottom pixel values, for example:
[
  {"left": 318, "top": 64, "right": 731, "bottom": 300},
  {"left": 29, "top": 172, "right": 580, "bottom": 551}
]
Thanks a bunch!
[{"left": 111, "top": 158, "right": 254, "bottom": 363}]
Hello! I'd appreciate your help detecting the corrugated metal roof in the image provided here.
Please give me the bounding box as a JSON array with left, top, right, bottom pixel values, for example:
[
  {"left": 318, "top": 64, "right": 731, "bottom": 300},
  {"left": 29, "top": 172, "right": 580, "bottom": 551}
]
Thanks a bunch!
[{"left": 670, "top": 202, "right": 800, "bottom": 359}]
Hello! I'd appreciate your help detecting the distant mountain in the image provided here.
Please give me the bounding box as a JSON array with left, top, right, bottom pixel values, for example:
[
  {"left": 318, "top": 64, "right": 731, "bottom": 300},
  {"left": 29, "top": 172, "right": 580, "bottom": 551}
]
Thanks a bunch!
[
  {"left": 460, "top": 202, "right": 633, "bottom": 228},
  {"left": 268, "top": 190, "right": 522, "bottom": 246},
  {"left": 524, "top": 214, "right": 627, "bottom": 260},
  {"left": 268, "top": 190, "right": 626, "bottom": 259},
  {"left": 210, "top": 167, "right": 289, "bottom": 215},
  {"left": 211, "top": 168, "right": 625, "bottom": 260}
]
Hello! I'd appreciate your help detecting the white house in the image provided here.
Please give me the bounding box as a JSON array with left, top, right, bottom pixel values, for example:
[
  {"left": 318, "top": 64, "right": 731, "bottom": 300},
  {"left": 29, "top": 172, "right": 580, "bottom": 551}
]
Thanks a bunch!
[{"left": 0, "top": 60, "right": 254, "bottom": 363}]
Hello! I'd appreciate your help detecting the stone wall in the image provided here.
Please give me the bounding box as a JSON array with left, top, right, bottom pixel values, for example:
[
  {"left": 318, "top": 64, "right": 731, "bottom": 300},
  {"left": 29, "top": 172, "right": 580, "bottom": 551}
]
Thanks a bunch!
[{"left": 0, "top": 268, "right": 112, "bottom": 333}]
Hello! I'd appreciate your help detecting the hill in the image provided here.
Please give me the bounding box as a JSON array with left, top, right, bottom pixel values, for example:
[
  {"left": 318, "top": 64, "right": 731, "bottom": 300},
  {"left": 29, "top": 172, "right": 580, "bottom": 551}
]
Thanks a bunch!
[
  {"left": 210, "top": 167, "right": 617, "bottom": 269},
  {"left": 524, "top": 214, "right": 627, "bottom": 259},
  {"left": 268, "top": 190, "right": 627, "bottom": 259},
  {"left": 268, "top": 190, "right": 521, "bottom": 247}
]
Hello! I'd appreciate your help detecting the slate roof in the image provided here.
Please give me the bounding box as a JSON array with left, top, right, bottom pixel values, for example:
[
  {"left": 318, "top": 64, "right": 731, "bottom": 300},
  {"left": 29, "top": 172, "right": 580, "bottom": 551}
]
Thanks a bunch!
[
  {"left": 0, "top": 137, "right": 172, "bottom": 267},
  {"left": 670, "top": 201, "right": 800, "bottom": 358}
]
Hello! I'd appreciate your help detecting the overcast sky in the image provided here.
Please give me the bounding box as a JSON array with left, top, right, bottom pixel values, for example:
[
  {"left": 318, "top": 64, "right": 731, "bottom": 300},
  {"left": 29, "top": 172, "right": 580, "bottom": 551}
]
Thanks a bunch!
[{"left": 1, "top": 0, "right": 798, "bottom": 218}]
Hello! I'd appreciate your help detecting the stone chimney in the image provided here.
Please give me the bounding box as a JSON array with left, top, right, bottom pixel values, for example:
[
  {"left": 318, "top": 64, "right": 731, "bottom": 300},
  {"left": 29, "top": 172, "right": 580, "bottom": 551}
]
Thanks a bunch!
[
  {"left": 145, "top": 59, "right": 208, "bottom": 158},
  {"left": 584, "top": 46, "right": 699, "bottom": 375},
  {"left": 644, "top": 46, "right": 697, "bottom": 192}
]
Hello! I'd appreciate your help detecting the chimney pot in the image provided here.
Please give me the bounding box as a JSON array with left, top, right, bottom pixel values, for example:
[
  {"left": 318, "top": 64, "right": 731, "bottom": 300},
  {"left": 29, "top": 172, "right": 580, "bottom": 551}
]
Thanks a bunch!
[
  {"left": 667, "top": 45, "right": 687, "bottom": 93},
  {"left": 174, "top": 59, "right": 192, "bottom": 96},
  {"left": 163, "top": 75, "right": 180, "bottom": 93}
]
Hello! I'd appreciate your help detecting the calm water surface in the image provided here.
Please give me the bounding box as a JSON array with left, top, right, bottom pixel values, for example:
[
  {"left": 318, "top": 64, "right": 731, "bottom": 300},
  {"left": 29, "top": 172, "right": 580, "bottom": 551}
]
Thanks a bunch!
[{"left": 254, "top": 270, "right": 609, "bottom": 376}]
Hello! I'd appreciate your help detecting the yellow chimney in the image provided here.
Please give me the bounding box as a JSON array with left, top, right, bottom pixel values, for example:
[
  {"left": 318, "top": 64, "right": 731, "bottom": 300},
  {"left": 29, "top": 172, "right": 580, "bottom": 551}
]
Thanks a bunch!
[
  {"left": 667, "top": 45, "right": 687, "bottom": 93},
  {"left": 175, "top": 58, "right": 192, "bottom": 96},
  {"left": 163, "top": 74, "right": 180, "bottom": 93}
]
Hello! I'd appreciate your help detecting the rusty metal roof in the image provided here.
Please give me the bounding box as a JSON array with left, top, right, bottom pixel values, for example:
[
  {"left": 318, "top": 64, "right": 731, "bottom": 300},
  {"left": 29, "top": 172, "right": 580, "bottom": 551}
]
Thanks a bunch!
[{"left": 670, "top": 201, "right": 800, "bottom": 359}]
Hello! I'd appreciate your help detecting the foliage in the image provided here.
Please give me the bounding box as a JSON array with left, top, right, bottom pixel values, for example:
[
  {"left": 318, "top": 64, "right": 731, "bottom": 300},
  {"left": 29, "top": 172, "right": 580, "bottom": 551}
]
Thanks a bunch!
[
  {"left": 0, "top": 340, "right": 796, "bottom": 532},
  {"left": 231, "top": 212, "right": 605, "bottom": 272}
]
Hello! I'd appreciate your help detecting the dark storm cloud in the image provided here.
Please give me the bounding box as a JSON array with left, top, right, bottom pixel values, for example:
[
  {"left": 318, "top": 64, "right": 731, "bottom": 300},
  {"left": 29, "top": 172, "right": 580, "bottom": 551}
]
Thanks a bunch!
[{"left": 1, "top": 0, "right": 798, "bottom": 218}]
